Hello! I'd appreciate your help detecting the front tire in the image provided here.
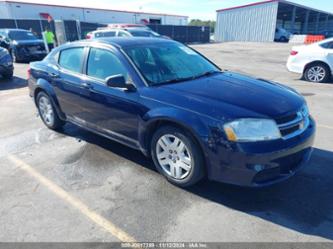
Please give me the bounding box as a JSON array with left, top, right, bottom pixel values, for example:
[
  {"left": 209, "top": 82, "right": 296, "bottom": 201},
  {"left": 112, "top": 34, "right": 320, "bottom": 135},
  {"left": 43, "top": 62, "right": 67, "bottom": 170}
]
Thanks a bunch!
[
  {"left": 2, "top": 71, "right": 13, "bottom": 79},
  {"left": 279, "top": 36, "right": 288, "bottom": 42},
  {"left": 304, "top": 63, "right": 331, "bottom": 83},
  {"left": 151, "top": 126, "right": 205, "bottom": 187},
  {"left": 36, "top": 91, "right": 64, "bottom": 130}
]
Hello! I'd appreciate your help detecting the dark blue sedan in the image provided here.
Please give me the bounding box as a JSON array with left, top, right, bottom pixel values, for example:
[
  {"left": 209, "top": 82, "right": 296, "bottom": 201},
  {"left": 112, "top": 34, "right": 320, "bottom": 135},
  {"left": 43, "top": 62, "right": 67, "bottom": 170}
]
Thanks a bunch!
[
  {"left": 0, "top": 47, "right": 13, "bottom": 79},
  {"left": 28, "top": 38, "right": 316, "bottom": 187}
]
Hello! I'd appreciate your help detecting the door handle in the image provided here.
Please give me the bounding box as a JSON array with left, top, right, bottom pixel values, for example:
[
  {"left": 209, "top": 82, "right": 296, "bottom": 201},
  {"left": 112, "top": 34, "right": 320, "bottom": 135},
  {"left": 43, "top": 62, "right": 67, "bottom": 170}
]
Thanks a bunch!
[
  {"left": 49, "top": 72, "right": 59, "bottom": 78},
  {"left": 81, "top": 82, "right": 93, "bottom": 90}
]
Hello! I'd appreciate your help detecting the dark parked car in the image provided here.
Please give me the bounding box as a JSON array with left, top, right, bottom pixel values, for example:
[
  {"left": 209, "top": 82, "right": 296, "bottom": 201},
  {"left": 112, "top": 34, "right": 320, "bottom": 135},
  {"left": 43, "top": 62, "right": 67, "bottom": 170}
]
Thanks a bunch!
[
  {"left": 0, "top": 29, "right": 47, "bottom": 63},
  {"left": 28, "top": 38, "right": 316, "bottom": 187},
  {"left": 0, "top": 47, "right": 13, "bottom": 79}
]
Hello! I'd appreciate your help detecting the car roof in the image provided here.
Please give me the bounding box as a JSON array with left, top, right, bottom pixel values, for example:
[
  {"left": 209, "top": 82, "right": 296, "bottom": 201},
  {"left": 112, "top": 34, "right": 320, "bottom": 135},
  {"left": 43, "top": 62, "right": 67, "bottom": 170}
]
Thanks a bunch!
[
  {"left": 319, "top": 37, "right": 333, "bottom": 44},
  {"left": 66, "top": 37, "right": 175, "bottom": 49},
  {"left": 97, "top": 37, "right": 174, "bottom": 47},
  {"left": 125, "top": 28, "right": 153, "bottom": 32},
  {"left": 93, "top": 29, "right": 119, "bottom": 33},
  {"left": 0, "top": 28, "right": 30, "bottom": 32},
  {"left": 93, "top": 28, "right": 152, "bottom": 33}
]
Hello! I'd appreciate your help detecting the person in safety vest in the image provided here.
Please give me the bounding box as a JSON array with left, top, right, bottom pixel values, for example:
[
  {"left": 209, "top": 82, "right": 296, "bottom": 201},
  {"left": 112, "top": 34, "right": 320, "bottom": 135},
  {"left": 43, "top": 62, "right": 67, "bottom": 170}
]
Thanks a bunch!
[{"left": 43, "top": 26, "right": 56, "bottom": 52}]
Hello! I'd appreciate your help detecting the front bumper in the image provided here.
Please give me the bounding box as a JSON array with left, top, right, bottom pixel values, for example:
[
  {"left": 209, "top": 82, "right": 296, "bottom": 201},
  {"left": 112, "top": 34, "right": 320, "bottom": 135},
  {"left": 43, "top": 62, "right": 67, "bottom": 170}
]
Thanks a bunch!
[
  {"left": 16, "top": 50, "right": 47, "bottom": 61},
  {"left": 204, "top": 117, "right": 316, "bottom": 187}
]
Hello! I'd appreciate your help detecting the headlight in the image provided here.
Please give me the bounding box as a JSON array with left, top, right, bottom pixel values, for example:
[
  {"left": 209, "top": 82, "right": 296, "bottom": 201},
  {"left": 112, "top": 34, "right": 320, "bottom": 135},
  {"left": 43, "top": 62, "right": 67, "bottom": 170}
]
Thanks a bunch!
[
  {"left": 0, "top": 49, "right": 9, "bottom": 59},
  {"left": 224, "top": 119, "right": 281, "bottom": 142}
]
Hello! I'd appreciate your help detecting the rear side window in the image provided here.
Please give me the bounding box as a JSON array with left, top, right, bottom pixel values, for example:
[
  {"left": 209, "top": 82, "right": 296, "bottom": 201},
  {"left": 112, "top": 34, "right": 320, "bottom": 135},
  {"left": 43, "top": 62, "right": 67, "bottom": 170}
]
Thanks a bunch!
[
  {"left": 320, "top": 41, "right": 333, "bottom": 49},
  {"left": 87, "top": 47, "right": 128, "bottom": 80},
  {"left": 95, "top": 31, "right": 116, "bottom": 38},
  {"left": 58, "top": 47, "right": 84, "bottom": 73}
]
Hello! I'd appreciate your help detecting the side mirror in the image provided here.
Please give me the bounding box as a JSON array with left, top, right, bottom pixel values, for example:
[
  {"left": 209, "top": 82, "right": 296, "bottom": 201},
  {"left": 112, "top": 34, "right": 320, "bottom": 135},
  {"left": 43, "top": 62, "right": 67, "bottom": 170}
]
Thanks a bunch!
[{"left": 106, "top": 74, "right": 136, "bottom": 91}]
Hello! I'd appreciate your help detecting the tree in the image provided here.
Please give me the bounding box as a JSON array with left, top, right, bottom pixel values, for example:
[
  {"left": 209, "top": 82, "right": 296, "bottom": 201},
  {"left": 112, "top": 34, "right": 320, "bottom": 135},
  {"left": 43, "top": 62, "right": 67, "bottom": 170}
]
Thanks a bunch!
[{"left": 189, "top": 19, "right": 216, "bottom": 33}]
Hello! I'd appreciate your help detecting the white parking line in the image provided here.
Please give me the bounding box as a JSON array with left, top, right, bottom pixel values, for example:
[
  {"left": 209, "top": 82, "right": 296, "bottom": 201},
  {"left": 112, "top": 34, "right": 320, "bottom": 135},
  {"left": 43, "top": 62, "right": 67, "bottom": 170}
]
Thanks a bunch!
[
  {"left": 318, "top": 124, "right": 333, "bottom": 130},
  {"left": 7, "top": 154, "right": 136, "bottom": 243}
]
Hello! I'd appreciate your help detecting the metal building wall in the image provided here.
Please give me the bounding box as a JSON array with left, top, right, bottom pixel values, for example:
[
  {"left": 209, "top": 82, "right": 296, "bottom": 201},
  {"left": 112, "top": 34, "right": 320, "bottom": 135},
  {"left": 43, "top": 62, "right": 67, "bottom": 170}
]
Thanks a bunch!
[
  {"left": 0, "top": 1, "right": 11, "bottom": 18},
  {"left": 1, "top": 2, "right": 187, "bottom": 25},
  {"left": 215, "top": 2, "right": 279, "bottom": 42}
]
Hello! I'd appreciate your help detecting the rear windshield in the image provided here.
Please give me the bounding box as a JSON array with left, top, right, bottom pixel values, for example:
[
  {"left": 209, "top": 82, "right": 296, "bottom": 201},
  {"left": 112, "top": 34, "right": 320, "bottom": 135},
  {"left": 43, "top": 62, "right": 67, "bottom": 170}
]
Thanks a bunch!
[{"left": 9, "top": 31, "right": 37, "bottom": 41}]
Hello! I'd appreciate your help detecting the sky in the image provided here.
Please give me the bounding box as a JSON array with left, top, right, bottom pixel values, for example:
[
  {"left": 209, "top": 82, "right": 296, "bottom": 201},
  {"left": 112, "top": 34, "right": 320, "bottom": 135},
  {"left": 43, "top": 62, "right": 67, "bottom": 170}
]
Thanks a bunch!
[{"left": 9, "top": 0, "right": 333, "bottom": 20}]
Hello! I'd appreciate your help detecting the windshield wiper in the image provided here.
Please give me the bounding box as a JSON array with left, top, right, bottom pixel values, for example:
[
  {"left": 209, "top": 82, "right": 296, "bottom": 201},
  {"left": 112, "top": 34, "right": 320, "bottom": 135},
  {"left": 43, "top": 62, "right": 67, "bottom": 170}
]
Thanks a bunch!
[
  {"left": 154, "top": 70, "right": 221, "bottom": 86},
  {"left": 157, "top": 76, "right": 195, "bottom": 85},
  {"left": 192, "top": 70, "right": 221, "bottom": 80}
]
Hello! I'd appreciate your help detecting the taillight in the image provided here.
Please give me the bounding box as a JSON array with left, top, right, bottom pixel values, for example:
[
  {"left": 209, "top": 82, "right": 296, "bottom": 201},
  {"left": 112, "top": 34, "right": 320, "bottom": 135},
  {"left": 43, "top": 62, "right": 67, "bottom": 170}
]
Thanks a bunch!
[
  {"left": 86, "top": 34, "right": 92, "bottom": 39},
  {"left": 290, "top": 50, "right": 298, "bottom": 56},
  {"left": 27, "top": 66, "right": 31, "bottom": 79}
]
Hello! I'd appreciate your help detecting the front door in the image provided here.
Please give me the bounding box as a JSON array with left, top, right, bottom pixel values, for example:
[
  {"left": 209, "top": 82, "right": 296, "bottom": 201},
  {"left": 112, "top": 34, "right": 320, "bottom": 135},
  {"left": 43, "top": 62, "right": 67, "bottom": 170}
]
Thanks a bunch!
[{"left": 79, "top": 46, "right": 143, "bottom": 146}]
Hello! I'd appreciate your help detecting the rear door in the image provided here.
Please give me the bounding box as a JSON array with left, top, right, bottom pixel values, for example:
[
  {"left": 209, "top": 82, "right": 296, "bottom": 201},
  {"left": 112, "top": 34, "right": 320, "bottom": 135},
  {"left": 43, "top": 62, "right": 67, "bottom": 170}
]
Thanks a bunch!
[{"left": 52, "top": 46, "right": 89, "bottom": 121}]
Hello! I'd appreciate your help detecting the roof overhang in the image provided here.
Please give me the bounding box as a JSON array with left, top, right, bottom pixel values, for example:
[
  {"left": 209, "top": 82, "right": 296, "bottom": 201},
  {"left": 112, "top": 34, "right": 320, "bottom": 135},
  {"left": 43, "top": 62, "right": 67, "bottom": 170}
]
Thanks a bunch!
[
  {"left": 0, "top": 0, "right": 189, "bottom": 18},
  {"left": 216, "top": 0, "right": 333, "bottom": 16}
]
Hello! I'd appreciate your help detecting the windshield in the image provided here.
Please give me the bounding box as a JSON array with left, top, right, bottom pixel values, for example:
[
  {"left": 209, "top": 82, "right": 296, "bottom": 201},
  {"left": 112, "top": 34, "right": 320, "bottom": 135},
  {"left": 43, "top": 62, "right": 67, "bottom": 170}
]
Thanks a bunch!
[
  {"left": 124, "top": 43, "right": 219, "bottom": 85},
  {"left": 9, "top": 31, "right": 37, "bottom": 41},
  {"left": 128, "top": 30, "right": 160, "bottom": 37}
]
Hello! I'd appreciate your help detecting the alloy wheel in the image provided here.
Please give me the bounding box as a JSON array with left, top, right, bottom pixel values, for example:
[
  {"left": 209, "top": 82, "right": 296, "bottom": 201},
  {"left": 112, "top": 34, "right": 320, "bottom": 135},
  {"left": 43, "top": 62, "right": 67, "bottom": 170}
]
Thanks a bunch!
[
  {"left": 156, "top": 134, "right": 192, "bottom": 180},
  {"left": 307, "top": 66, "right": 326, "bottom": 82},
  {"left": 38, "top": 96, "right": 54, "bottom": 126}
]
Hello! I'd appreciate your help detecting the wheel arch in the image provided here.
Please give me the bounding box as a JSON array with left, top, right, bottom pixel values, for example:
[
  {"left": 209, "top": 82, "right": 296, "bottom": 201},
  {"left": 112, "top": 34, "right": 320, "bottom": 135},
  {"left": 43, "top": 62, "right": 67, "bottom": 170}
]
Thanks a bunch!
[
  {"left": 303, "top": 60, "right": 332, "bottom": 75},
  {"left": 139, "top": 108, "right": 210, "bottom": 161},
  {"left": 33, "top": 79, "right": 66, "bottom": 120}
]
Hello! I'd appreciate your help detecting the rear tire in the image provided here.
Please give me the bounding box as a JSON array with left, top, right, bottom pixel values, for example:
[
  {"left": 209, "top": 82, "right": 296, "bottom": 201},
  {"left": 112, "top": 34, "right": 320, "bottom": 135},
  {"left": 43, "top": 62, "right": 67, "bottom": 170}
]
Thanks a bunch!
[
  {"left": 279, "top": 36, "right": 288, "bottom": 42},
  {"left": 304, "top": 63, "right": 331, "bottom": 83},
  {"left": 151, "top": 126, "right": 205, "bottom": 187},
  {"left": 36, "top": 91, "right": 64, "bottom": 130}
]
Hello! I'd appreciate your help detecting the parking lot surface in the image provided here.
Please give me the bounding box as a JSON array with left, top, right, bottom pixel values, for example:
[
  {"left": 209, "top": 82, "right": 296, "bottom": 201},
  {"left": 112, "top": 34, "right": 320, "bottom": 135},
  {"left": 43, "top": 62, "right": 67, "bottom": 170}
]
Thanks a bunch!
[{"left": 0, "top": 42, "right": 333, "bottom": 242}]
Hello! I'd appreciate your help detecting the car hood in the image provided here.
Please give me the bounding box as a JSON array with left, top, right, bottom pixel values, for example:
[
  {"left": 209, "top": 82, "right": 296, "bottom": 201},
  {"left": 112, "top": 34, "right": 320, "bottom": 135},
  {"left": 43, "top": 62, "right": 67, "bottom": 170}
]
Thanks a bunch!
[
  {"left": 13, "top": 39, "right": 44, "bottom": 46},
  {"left": 145, "top": 72, "right": 304, "bottom": 120}
]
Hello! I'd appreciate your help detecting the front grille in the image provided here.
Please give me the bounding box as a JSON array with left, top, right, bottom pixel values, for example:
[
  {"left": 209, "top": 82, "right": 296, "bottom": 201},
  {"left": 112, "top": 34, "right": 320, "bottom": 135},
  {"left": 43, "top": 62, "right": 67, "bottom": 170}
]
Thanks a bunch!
[
  {"left": 27, "top": 45, "right": 45, "bottom": 52},
  {"left": 280, "top": 124, "right": 300, "bottom": 137},
  {"left": 18, "top": 44, "right": 45, "bottom": 53},
  {"left": 275, "top": 113, "right": 298, "bottom": 125},
  {"left": 275, "top": 105, "right": 309, "bottom": 139}
]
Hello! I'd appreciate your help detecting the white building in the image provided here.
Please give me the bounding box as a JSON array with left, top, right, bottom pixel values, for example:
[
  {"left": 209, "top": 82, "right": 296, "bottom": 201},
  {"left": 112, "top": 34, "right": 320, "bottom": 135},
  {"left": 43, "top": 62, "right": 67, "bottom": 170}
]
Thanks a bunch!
[
  {"left": 0, "top": 0, "right": 188, "bottom": 25},
  {"left": 215, "top": 0, "right": 333, "bottom": 42}
]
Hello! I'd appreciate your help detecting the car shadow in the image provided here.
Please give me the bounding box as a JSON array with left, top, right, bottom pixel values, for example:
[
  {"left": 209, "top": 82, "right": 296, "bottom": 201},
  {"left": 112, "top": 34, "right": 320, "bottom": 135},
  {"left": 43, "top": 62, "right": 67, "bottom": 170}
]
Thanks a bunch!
[
  {"left": 59, "top": 123, "right": 333, "bottom": 241},
  {"left": 0, "top": 76, "right": 27, "bottom": 90}
]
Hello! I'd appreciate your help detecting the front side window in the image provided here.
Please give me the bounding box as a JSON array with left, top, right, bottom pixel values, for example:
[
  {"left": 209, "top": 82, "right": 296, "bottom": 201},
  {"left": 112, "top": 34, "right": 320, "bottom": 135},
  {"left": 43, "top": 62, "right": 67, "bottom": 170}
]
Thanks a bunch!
[
  {"left": 118, "top": 31, "right": 130, "bottom": 37},
  {"left": 87, "top": 47, "right": 128, "bottom": 81},
  {"left": 124, "top": 43, "right": 219, "bottom": 85},
  {"left": 58, "top": 47, "right": 85, "bottom": 73}
]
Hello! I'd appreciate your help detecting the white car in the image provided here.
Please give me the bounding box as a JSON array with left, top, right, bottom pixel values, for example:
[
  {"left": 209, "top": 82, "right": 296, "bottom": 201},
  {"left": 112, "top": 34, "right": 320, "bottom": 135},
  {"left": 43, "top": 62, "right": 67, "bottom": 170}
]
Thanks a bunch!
[
  {"left": 287, "top": 38, "right": 333, "bottom": 83},
  {"left": 86, "top": 28, "right": 162, "bottom": 39}
]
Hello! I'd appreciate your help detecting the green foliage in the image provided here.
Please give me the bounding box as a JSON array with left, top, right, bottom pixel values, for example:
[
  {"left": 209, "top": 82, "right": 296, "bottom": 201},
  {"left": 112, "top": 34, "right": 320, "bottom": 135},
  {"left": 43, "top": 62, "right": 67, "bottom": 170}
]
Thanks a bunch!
[{"left": 189, "top": 19, "right": 216, "bottom": 33}]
